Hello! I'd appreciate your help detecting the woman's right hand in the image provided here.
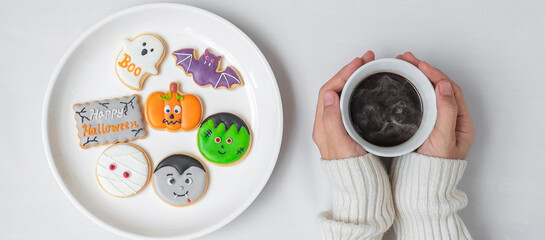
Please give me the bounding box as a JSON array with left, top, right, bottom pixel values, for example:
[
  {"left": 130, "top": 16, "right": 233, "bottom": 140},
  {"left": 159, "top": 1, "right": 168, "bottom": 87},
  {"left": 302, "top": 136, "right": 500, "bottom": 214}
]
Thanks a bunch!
[
  {"left": 397, "top": 52, "right": 475, "bottom": 159},
  {"left": 312, "top": 51, "right": 377, "bottom": 160}
]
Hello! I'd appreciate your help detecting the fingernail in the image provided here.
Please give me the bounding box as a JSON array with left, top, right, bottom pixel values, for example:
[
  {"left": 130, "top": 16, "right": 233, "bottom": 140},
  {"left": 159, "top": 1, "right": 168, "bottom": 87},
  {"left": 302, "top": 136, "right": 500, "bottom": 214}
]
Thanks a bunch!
[
  {"left": 440, "top": 81, "right": 453, "bottom": 96},
  {"left": 324, "top": 91, "right": 335, "bottom": 106}
]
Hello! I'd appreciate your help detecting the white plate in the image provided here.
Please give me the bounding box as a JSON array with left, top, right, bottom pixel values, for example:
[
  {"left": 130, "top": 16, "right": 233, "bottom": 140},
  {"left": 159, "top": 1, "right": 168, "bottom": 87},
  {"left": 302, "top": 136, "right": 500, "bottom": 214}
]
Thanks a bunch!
[{"left": 42, "top": 3, "right": 282, "bottom": 239}]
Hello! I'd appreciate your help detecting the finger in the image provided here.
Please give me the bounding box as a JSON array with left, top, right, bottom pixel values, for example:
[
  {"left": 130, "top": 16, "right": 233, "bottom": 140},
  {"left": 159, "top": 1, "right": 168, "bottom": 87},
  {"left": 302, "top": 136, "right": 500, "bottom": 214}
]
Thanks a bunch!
[
  {"left": 398, "top": 51, "right": 421, "bottom": 67},
  {"left": 322, "top": 91, "right": 354, "bottom": 148},
  {"left": 450, "top": 82, "right": 470, "bottom": 119},
  {"left": 320, "top": 57, "right": 364, "bottom": 96},
  {"left": 434, "top": 80, "right": 459, "bottom": 141},
  {"left": 322, "top": 51, "right": 373, "bottom": 96},
  {"left": 419, "top": 61, "right": 468, "bottom": 115},
  {"left": 361, "top": 50, "right": 375, "bottom": 64},
  {"left": 418, "top": 61, "right": 450, "bottom": 87},
  {"left": 315, "top": 57, "right": 365, "bottom": 126},
  {"left": 451, "top": 83, "right": 475, "bottom": 149},
  {"left": 330, "top": 57, "right": 366, "bottom": 89},
  {"left": 419, "top": 61, "right": 472, "bottom": 129}
]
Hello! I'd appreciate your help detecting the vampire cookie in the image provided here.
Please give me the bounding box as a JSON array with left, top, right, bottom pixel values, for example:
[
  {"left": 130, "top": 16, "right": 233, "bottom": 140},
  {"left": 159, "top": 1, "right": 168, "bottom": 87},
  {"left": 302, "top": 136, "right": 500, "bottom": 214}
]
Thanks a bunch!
[{"left": 153, "top": 153, "right": 208, "bottom": 206}]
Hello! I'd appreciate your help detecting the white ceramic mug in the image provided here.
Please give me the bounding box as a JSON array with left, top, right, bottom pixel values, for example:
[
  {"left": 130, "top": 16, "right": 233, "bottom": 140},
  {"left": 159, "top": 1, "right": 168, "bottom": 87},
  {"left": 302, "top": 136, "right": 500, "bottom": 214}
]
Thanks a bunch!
[{"left": 339, "top": 58, "right": 437, "bottom": 157}]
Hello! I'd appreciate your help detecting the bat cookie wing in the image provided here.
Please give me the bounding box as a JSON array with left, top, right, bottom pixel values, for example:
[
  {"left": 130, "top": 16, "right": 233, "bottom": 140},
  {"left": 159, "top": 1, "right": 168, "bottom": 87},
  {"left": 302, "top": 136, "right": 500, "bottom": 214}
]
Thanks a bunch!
[
  {"left": 215, "top": 66, "right": 243, "bottom": 89},
  {"left": 172, "top": 48, "right": 196, "bottom": 74}
]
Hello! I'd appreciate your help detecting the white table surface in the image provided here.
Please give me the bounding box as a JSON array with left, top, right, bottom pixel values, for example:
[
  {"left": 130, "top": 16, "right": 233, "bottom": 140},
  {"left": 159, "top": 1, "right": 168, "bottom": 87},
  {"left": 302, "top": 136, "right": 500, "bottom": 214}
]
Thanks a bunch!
[{"left": 1, "top": 0, "right": 544, "bottom": 239}]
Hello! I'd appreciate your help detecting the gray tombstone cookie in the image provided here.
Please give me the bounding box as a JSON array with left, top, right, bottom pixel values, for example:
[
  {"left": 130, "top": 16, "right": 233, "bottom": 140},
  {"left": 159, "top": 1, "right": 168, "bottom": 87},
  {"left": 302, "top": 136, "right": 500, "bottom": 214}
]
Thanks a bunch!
[{"left": 73, "top": 95, "right": 146, "bottom": 148}]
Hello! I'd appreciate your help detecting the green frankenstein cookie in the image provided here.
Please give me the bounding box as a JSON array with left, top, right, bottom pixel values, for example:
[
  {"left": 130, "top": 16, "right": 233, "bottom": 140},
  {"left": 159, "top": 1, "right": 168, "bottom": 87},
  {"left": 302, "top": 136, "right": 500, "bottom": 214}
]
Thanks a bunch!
[{"left": 197, "top": 113, "right": 251, "bottom": 165}]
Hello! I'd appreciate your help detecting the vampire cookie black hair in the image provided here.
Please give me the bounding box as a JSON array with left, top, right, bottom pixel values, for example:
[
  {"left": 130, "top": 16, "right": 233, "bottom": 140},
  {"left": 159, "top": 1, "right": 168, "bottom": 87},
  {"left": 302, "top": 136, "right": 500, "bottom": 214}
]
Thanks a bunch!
[
  {"left": 202, "top": 112, "right": 249, "bottom": 133},
  {"left": 154, "top": 154, "right": 205, "bottom": 174}
]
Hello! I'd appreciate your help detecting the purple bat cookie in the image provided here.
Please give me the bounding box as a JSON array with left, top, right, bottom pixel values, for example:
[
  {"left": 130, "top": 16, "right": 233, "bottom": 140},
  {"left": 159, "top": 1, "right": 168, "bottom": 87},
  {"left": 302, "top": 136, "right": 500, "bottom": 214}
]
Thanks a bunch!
[{"left": 172, "top": 48, "right": 243, "bottom": 90}]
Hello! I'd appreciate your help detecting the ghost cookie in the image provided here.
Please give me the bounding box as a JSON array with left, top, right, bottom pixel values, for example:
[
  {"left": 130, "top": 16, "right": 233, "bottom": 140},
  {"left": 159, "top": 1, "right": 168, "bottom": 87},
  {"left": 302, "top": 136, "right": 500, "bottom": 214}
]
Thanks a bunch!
[
  {"left": 172, "top": 48, "right": 243, "bottom": 90},
  {"left": 115, "top": 33, "right": 166, "bottom": 90},
  {"left": 145, "top": 82, "right": 203, "bottom": 132},
  {"left": 95, "top": 143, "right": 151, "bottom": 198},
  {"left": 73, "top": 95, "right": 146, "bottom": 148},
  {"left": 197, "top": 113, "right": 252, "bottom": 166},
  {"left": 153, "top": 154, "right": 208, "bottom": 206}
]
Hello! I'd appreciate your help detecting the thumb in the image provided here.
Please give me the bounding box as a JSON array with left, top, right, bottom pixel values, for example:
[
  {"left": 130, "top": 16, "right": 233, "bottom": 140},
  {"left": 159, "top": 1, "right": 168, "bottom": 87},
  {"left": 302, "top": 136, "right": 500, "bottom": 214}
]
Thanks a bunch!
[
  {"left": 434, "top": 80, "right": 458, "bottom": 140},
  {"left": 322, "top": 91, "right": 352, "bottom": 143}
]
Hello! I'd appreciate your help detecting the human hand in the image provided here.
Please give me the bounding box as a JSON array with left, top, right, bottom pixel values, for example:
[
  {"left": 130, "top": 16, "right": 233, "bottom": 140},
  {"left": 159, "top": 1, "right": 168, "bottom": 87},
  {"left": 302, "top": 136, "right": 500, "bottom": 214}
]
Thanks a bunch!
[
  {"left": 312, "top": 51, "right": 376, "bottom": 160},
  {"left": 396, "top": 52, "right": 475, "bottom": 159}
]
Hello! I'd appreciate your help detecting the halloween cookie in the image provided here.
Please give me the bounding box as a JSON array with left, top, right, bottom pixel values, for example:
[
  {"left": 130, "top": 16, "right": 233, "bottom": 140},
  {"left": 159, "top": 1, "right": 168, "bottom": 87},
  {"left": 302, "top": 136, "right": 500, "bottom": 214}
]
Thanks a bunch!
[
  {"left": 115, "top": 33, "right": 166, "bottom": 90},
  {"left": 197, "top": 113, "right": 252, "bottom": 166},
  {"left": 95, "top": 143, "right": 151, "bottom": 198},
  {"left": 172, "top": 48, "right": 243, "bottom": 90},
  {"left": 145, "top": 82, "right": 202, "bottom": 132},
  {"left": 153, "top": 153, "right": 208, "bottom": 206},
  {"left": 73, "top": 95, "right": 146, "bottom": 148}
]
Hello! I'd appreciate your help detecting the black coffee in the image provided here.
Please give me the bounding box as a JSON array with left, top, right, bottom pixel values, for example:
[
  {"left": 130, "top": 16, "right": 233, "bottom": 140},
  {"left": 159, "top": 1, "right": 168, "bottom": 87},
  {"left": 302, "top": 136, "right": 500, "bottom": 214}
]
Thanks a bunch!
[{"left": 349, "top": 72, "right": 423, "bottom": 147}]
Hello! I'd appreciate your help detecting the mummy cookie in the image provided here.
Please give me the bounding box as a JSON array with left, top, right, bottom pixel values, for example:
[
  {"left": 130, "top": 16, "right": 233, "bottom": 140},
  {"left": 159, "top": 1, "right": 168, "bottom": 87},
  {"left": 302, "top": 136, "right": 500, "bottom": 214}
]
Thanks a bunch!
[
  {"left": 115, "top": 33, "right": 166, "bottom": 90},
  {"left": 145, "top": 82, "right": 202, "bottom": 132},
  {"left": 73, "top": 95, "right": 146, "bottom": 148},
  {"left": 96, "top": 143, "right": 151, "bottom": 198},
  {"left": 197, "top": 113, "right": 252, "bottom": 166},
  {"left": 153, "top": 154, "right": 208, "bottom": 206},
  {"left": 172, "top": 48, "right": 243, "bottom": 90}
]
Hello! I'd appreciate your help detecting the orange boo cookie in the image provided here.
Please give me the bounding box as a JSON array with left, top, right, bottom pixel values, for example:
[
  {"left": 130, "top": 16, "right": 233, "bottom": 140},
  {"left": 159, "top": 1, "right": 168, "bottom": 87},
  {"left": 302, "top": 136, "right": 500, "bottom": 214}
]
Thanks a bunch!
[{"left": 145, "top": 82, "right": 202, "bottom": 131}]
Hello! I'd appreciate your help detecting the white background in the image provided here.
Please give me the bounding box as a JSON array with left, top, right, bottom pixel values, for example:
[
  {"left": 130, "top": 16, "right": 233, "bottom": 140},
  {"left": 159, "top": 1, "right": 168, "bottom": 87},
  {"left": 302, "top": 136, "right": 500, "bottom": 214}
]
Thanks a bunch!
[{"left": 1, "top": 0, "right": 544, "bottom": 239}]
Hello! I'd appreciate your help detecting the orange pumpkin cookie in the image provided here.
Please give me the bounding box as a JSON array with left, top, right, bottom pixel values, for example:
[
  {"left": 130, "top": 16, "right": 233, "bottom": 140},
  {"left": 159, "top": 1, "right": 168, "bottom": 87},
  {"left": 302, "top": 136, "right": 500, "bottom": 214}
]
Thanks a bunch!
[{"left": 145, "top": 82, "right": 202, "bottom": 132}]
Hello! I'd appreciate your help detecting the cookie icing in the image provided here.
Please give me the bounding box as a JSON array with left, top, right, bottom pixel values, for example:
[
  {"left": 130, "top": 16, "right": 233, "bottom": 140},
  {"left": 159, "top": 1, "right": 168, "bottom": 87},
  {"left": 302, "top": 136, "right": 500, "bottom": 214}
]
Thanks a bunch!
[
  {"left": 172, "top": 48, "right": 243, "bottom": 90},
  {"left": 153, "top": 154, "right": 207, "bottom": 206},
  {"left": 73, "top": 95, "right": 146, "bottom": 148},
  {"left": 96, "top": 143, "right": 151, "bottom": 197},
  {"left": 145, "top": 82, "right": 202, "bottom": 132},
  {"left": 115, "top": 33, "right": 166, "bottom": 90},
  {"left": 197, "top": 113, "right": 251, "bottom": 166}
]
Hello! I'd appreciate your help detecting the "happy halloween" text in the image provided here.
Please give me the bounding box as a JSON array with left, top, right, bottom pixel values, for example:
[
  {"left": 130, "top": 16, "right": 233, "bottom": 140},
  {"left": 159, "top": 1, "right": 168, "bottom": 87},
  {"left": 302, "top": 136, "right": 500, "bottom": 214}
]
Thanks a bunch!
[
  {"left": 81, "top": 121, "right": 139, "bottom": 137},
  {"left": 89, "top": 108, "right": 124, "bottom": 120}
]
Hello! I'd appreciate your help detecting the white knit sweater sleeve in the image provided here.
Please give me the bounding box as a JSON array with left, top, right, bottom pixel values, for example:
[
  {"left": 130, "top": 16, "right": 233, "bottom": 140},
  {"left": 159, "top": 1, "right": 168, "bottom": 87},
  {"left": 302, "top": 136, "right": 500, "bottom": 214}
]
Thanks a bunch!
[
  {"left": 319, "top": 154, "right": 395, "bottom": 240},
  {"left": 390, "top": 152, "right": 472, "bottom": 240}
]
